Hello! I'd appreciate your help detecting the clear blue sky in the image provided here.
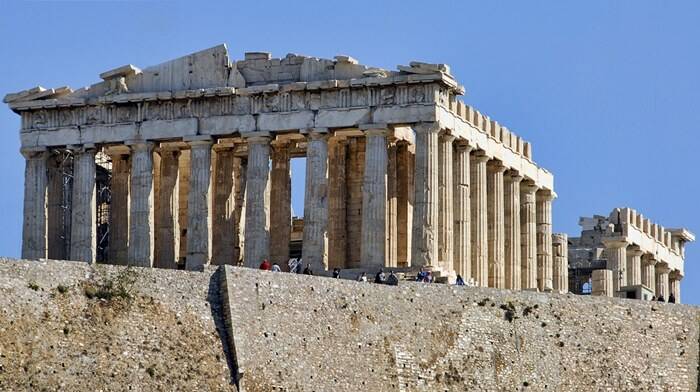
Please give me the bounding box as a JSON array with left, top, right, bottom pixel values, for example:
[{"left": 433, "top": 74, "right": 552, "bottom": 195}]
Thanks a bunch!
[{"left": 1, "top": 1, "right": 698, "bottom": 302}]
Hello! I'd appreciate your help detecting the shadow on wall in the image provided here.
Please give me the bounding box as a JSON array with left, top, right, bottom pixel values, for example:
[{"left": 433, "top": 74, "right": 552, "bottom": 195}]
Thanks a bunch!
[{"left": 207, "top": 267, "right": 240, "bottom": 389}]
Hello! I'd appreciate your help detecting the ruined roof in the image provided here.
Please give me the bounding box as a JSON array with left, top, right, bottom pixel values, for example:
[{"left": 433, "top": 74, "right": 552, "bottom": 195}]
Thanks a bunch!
[{"left": 3, "top": 44, "right": 463, "bottom": 108}]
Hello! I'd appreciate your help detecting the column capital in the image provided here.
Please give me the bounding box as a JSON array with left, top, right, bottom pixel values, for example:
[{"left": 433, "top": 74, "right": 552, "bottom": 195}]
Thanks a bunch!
[
  {"left": 601, "top": 237, "right": 628, "bottom": 249},
  {"left": 641, "top": 253, "right": 658, "bottom": 266},
  {"left": 125, "top": 140, "right": 155, "bottom": 152},
  {"left": 413, "top": 122, "right": 441, "bottom": 134},
  {"left": 504, "top": 169, "right": 524, "bottom": 182},
  {"left": 439, "top": 132, "right": 456, "bottom": 143},
  {"left": 245, "top": 134, "right": 272, "bottom": 144},
  {"left": 626, "top": 245, "right": 644, "bottom": 257},
  {"left": 67, "top": 144, "right": 98, "bottom": 153},
  {"left": 470, "top": 149, "right": 490, "bottom": 164},
  {"left": 105, "top": 145, "right": 131, "bottom": 157},
  {"left": 487, "top": 159, "right": 507, "bottom": 173},
  {"left": 655, "top": 262, "right": 671, "bottom": 274},
  {"left": 669, "top": 269, "right": 683, "bottom": 280},
  {"left": 520, "top": 180, "right": 539, "bottom": 195},
  {"left": 536, "top": 189, "right": 555, "bottom": 202},
  {"left": 453, "top": 139, "right": 473, "bottom": 153},
  {"left": 20, "top": 146, "right": 48, "bottom": 160}
]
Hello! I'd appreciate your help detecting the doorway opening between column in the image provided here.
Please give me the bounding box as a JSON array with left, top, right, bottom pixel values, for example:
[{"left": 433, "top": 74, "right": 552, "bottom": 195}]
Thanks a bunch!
[{"left": 289, "top": 157, "right": 306, "bottom": 261}]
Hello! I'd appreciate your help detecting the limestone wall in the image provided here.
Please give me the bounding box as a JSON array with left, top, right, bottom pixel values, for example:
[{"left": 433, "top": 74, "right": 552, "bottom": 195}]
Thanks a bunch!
[
  {"left": 0, "top": 258, "right": 235, "bottom": 391},
  {"left": 222, "top": 265, "right": 699, "bottom": 391},
  {"left": 1, "top": 258, "right": 698, "bottom": 391}
]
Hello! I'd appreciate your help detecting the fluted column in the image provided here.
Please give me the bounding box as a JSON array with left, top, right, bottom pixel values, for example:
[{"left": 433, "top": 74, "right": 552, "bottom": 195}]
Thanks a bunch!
[
  {"left": 437, "top": 133, "right": 455, "bottom": 274},
  {"left": 655, "top": 263, "right": 670, "bottom": 301},
  {"left": 106, "top": 146, "right": 131, "bottom": 264},
  {"left": 211, "top": 147, "right": 237, "bottom": 265},
  {"left": 641, "top": 254, "right": 657, "bottom": 295},
  {"left": 386, "top": 139, "right": 398, "bottom": 268},
  {"left": 396, "top": 141, "right": 414, "bottom": 268},
  {"left": 552, "top": 233, "right": 568, "bottom": 293},
  {"left": 520, "top": 182, "right": 538, "bottom": 290},
  {"left": 328, "top": 136, "right": 347, "bottom": 270},
  {"left": 602, "top": 238, "right": 627, "bottom": 294},
  {"left": 361, "top": 128, "right": 388, "bottom": 270},
  {"left": 70, "top": 146, "right": 96, "bottom": 263},
  {"left": 669, "top": 270, "right": 682, "bottom": 303},
  {"left": 244, "top": 135, "right": 271, "bottom": 267},
  {"left": 270, "top": 140, "right": 292, "bottom": 266},
  {"left": 504, "top": 171, "right": 522, "bottom": 290},
  {"left": 185, "top": 138, "right": 213, "bottom": 270},
  {"left": 127, "top": 141, "right": 154, "bottom": 267},
  {"left": 154, "top": 146, "right": 180, "bottom": 268},
  {"left": 21, "top": 148, "right": 48, "bottom": 260},
  {"left": 411, "top": 122, "right": 439, "bottom": 268},
  {"left": 470, "top": 150, "right": 489, "bottom": 287},
  {"left": 536, "top": 190, "right": 554, "bottom": 291},
  {"left": 487, "top": 160, "right": 506, "bottom": 288},
  {"left": 626, "top": 245, "right": 643, "bottom": 286},
  {"left": 47, "top": 153, "right": 68, "bottom": 260},
  {"left": 452, "top": 141, "right": 472, "bottom": 279},
  {"left": 303, "top": 129, "right": 330, "bottom": 271}
]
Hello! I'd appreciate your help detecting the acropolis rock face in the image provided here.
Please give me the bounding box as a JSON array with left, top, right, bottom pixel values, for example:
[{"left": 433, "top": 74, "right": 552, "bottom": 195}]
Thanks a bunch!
[{"left": 5, "top": 44, "right": 560, "bottom": 288}]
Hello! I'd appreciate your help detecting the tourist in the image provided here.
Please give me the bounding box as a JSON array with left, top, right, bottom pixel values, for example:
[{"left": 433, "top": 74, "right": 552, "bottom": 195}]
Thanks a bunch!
[
  {"left": 416, "top": 268, "right": 426, "bottom": 282},
  {"left": 332, "top": 268, "right": 341, "bottom": 279},
  {"left": 424, "top": 271, "right": 433, "bottom": 283},
  {"left": 657, "top": 294, "right": 665, "bottom": 302},
  {"left": 386, "top": 271, "right": 399, "bottom": 286},
  {"left": 668, "top": 293, "right": 676, "bottom": 303},
  {"left": 287, "top": 258, "right": 299, "bottom": 273},
  {"left": 374, "top": 269, "right": 386, "bottom": 284},
  {"left": 651, "top": 295, "right": 656, "bottom": 301},
  {"left": 455, "top": 274, "right": 465, "bottom": 286},
  {"left": 303, "top": 263, "right": 313, "bottom": 275},
  {"left": 259, "top": 259, "right": 271, "bottom": 270},
  {"left": 271, "top": 263, "right": 281, "bottom": 272},
  {"left": 357, "top": 272, "right": 367, "bottom": 282}
]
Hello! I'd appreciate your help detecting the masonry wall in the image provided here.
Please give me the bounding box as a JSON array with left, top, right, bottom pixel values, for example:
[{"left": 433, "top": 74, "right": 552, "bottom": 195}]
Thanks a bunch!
[
  {"left": 0, "top": 258, "right": 235, "bottom": 391},
  {"left": 222, "top": 266, "right": 700, "bottom": 392},
  {"left": 1, "top": 258, "right": 698, "bottom": 391}
]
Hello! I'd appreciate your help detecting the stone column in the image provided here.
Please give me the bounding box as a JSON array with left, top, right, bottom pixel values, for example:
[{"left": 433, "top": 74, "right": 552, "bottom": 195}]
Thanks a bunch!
[
  {"left": 669, "top": 270, "right": 682, "bottom": 303},
  {"left": 602, "top": 238, "right": 627, "bottom": 294},
  {"left": 626, "top": 245, "right": 643, "bottom": 286},
  {"left": 361, "top": 127, "right": 388, "bottom": 270},
  {"left": 233, "top": 157, "right": 247, "bottom": 263},
  {"left": 70, "top": 146, "right": 97, "bottom": 263},
  {"left": 536, "top": 190, "right": 554, "bottom": 291},
  {"left": 520, "top": 182, "right": 538, "bottom": 290},
  {"left": 127, "top": 141, "right": 154, "bottom": 267},
  {"left": 655, "top": 263, "right": 670, "bottom": 301},
  {"left": 552, "top": 233, "right": 568, "bottom": 293},
  {"left": 470, "top": 150, "right": 489, "bottom": 287},
  {"left": 47, "top": 153, "right": 68, "bottom": 260},
  {"left": 591, "top": 269, "right": 613, "bottom": 297},
  {"left": 452, "top": 141, "right": 472, "bottom": 279},
  {"left": 504, "top": 170, "right": 522, "bottom": 290},
  {"left": 154, "top": 146, "right": 180, "bottom": 268},
  {"left": 641, "top": 254, "right": 657, "bottom": 295},
  {"left": 386, "top": 139, "right": 398, "bottom": 268},
  {"left": 211, "top": 147, "right": 237, "bottom": 265},
  {"left": 185, "top": 138, "right": 213, "bottom": 270},
  {"left": 270, "top": 140, "right": 292, "bottom": 266},
  {"left": 396, "top": 141, "right": 414, "bottom": 268},
  {"left": 303, "top": 129, "right": 330, "bottom": 271},
  {"left": 437, "top": 133, "right": 455, "bottom": 274},
  {"left": 21, "top": 148, "right": 48, "bottom": 260},
  {"left": 345, "top": 137, "right": 365, "bottom": 268},
  {"left": 411, "top": 122, "right": 439, "bottom": 268},
  {"left": 244, "top": 135, "right": 271, "bottom": 267},
  {"left": 106, "top": 146, "right": 131, "bottom": 265},
  {"left": 327, "top": 136, "right": 347, "bottom": 270},
  {"left": 487, "top": 160, "right": 506, "bottom": 289}
]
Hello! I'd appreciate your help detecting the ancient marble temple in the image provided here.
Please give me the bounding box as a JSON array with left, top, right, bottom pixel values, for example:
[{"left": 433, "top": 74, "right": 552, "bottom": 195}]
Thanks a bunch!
[{"left": 5, "top": 44, "right": 565, "bottom": 291}]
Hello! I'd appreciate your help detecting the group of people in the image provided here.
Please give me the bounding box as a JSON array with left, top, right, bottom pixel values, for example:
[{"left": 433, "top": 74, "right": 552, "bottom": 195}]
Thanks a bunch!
[
  {"left": 358, "top": 269, "right": 399, "bottom": 286},
  {"left": 651, "top": 293, "right": 676, "bottom": 303},
  {"left": 258, "top": 258, "right": 314, "bottom": 275}
]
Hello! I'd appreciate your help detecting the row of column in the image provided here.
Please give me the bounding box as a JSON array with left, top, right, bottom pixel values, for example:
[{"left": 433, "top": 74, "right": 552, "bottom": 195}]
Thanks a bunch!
[
  {"left": 411, "top": 123, "right": 557, "bottom": 290},
  {"left": 602, "top": 239, "right": 683, "bottom": 302}
]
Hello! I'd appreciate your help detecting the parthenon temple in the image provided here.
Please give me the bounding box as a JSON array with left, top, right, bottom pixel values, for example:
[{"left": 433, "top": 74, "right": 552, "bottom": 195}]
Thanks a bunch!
[
  {"left": 568, "top": 207, "right": 694, "bottom": 303},
  {"left": 5, "top": 44, "right": 567, "bottom": 291}
]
